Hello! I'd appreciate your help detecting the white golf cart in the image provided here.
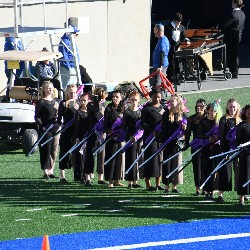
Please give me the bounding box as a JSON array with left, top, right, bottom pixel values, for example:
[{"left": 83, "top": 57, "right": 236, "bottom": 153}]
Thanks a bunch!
[{"left": 0, "top": 50, "right": 62, "bottom": 154}]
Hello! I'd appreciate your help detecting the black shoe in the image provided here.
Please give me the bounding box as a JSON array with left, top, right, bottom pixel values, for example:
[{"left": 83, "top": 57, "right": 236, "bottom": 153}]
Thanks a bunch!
[
  {"left": 217, "top": 196, "right": 224, "bottom": 203},
  {"left": 172, "top": 189, "right": 180, "bottom": 193},
  {"left": 128, "top": 183, "right": 133, "bottom": 188},
  {"left": 98, "top": 180, "right": 108, "bottom": 185},
  {"left": 147, "top": 186, "right": 157, "bottom": 191},
  {"left": 157, "top": 186, "right": 165, "bottom": 191},
  {"left": 163, "top": 189, "right": 170, "bottom": 194},
  {"left": 43, "top": 174, "right": 50, "bottom": 180},
  {"left": 132, "top": 184, "right": 142, "bottom": 188},
  {"left": 49, "top": 174, "right": 56, "bottom": 179},
  {"left": 80, "top": 179, "right": 86, "bottom": 185},
  {"left": 195, "top": 191, "right": 200, "bottom": 196},
  {"left": 59, "top": 178, "right": 68, "bottom": 184},
  {"left": 85, "top": 180, "right": 93, "bottom": 187}
]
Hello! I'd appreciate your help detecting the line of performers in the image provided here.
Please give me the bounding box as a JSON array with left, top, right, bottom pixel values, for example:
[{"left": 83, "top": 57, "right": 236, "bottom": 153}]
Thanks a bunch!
[{"left": 34, "top": 80, "right": 250, "bottom": 205}]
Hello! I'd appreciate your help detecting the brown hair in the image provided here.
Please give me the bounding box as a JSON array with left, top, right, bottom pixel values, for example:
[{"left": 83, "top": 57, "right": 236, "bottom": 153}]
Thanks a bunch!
[
  {"left": 233, "top": 0, "right": 244, "bottom": 8},
  {"left": 41, "top": 81, "right": 54, "bottom": 99},
  {"left": 173, "top": 12, "right": 183, "bottom": 22},
  {"left": 129, "top": 91, "right": 141, "bottom": 99},
  {"left": 94, "top": 87, "right": 108, "bottom": 101}
]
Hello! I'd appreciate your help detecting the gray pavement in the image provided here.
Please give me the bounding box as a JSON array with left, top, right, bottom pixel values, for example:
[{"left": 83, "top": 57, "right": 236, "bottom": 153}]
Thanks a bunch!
[{"left": 176, "top": 44, "right": 250, "bottom": 94}]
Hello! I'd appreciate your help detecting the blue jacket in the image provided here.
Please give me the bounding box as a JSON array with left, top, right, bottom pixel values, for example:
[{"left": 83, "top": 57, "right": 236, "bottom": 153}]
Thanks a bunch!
[
  {"left": 4, "top": 37, "right": 25, "bottom": 78},
  {"left": 59, "top": 33, "right": 80, "bottom": 70},
  {"left": 152, "top": 36, "right": 170, "bottom": 68}
]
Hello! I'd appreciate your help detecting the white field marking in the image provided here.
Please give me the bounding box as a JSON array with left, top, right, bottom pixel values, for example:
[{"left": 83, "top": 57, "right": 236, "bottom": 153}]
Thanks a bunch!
[
  {"left": 61, "top": 213, "right": 80, "bottom": 217},
  {"left": 161, "top": 195, "right": 179, "bottom": 198},
  {"left": 118, "top": 200, "right": 134, "bottom": 203},
  {"left": 197, "top": 200, "right": 215, "bottom": 203},
  {"left": 87, "top": 232, "right": 250, "bottom": 250},
  {"left": 15, "top": 218, "right": 31, "bottom": 221},
  {"left": 74, "top": 203, "right": 92, "bottom": 207},
  {"left": 179, "top": 86, "right": 250, "bottom": 95},
  {"left": 105, "top": 209, "right": 123, "bottom": 213},
  {"left": 26, "top": 208, "right": 43, "bottom": 211}
]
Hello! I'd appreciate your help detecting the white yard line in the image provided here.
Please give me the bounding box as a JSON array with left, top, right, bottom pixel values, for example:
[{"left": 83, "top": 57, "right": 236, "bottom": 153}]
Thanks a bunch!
[
  {"left": 87, "top": 232, "right": 250, "bottom": 250},
  {"left": 179, "top": 86, "right": 250, "bottom": 95}
]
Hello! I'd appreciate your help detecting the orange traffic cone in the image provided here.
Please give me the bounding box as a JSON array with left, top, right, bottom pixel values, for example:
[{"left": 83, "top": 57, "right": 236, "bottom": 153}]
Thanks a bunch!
[{"left": 41, "top": 235, "right": 50, "bottom": 250}]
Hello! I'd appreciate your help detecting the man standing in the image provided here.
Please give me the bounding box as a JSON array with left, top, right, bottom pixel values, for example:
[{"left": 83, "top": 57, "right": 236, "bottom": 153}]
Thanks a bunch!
[
  {"left": 219, "top": 0, "right": 245, "bottom": 79},
  {"left": 164, "top": 13, "right": 190, "bottom": 83},
  {"left": 59, "top": 25, "right": 80, "bottom": 89},
  {"left": 152, "top": 23, "right": 170, "bottom": 99}
]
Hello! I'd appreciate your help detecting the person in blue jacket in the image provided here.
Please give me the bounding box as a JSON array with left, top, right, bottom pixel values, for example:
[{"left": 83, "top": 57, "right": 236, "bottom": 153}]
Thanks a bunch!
[
  {"left": 4, "top": 37, "right": 25, "bottom": 98},
  {"left": 152, "top": 23, "right": 170, "bottom": 99},
  {"left": 59, "top": 25, "right": 80, "bottom": 90}
]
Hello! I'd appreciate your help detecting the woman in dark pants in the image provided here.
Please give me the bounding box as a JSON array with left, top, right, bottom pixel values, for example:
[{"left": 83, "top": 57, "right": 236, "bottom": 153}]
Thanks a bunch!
[
  {"left": 141, "top": 89, "right": 165, "bottom": 191},
  {"left": 236, "top": 104, "right": 250, "bottom": 205},
  {"left": 74, "top": 93, "right": 90, "bottom": 183},
  {"left": 218, "top": 98, "right": 241, "bottom": 202},
  {"left": 57, "top": 84, "right": 79, "bottom": 183},
  {"left": 162, "top": 94, "right": 187, "bottom": 193},
  {"left": 197, "top": 101, "right": 222, "bottom": 199},
  {"left": 103, "top": 90, "right": 125, "bottom": 187},
  {"left": 123, "top": 91, "right": 142, "bottom": 188},
  {"left": 35, "top": 81, "right": 59, "bottom": 179},
  {"left": 185, "top": 99, "right": 207, "bottom": 195}
]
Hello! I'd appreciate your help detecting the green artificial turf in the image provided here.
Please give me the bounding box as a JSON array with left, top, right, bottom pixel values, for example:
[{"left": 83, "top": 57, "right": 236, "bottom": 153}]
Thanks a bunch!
[{"left": 0, "top": 87, "right": 249, "bottom": 241}]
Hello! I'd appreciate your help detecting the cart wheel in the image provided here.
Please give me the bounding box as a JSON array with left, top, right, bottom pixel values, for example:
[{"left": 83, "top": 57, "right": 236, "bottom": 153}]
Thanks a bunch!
[
  {"left": 224, "top": 72, "right": 232, "bottom": 80},
  {"left": 197, "top": 81, "right": 202, "bottom": 90},
  {"left": 200, "top": 71, "right": 207, "bottom": 80}
]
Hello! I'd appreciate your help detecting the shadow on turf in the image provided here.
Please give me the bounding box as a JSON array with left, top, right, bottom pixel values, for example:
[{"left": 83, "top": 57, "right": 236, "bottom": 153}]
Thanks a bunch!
[{"left": 0, "top": 178, "right": 248, "bottom": 224}]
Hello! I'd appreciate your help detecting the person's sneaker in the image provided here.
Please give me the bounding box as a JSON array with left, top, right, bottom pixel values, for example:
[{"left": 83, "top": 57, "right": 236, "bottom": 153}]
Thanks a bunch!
[
  {"left": 163, "top": 189, "right": 170, "bottom": 194},
  {"left": 85, "top": 180, "right": 93, "bottom": 187},
  {"left": 43, "top": 174, "right": 50, "bottom": 180},
  {"left": 195, "top": 191, "right": 200, "bottom": 196},
  {"left": 59, "top": 178, "right": 68, "bottom": 184},
  {"left": 128, "top": 183, "right": 133, "bottom": 188},
  {"left": 80, "top": 179, "right": 86, "bottom": 185},
  {"left": 217, "top": 196, "right": 224, "bottom": 203},
  {"left": 157, "top": 186, "right": 165, "bottom": 191},
  {"left": 132, "top": 184, "right": 142, "bottom": 188},
  {"left": 48, "top": 174, "right": 56, "bottom": 178},
  {"left": 239, "top": 200, "right": 245, "bottom": 206},
  {"left": 113, "top": 181, "right": 125, "bottom": 187},
  {"left": 98, "top": 180, "right": 108, "bottom": 185},
  {"left": 172, "top": 189, "right": 180, "bottom": 193},
  {"left": 147, "top": 186, "right": 157, "bottom": 191}
]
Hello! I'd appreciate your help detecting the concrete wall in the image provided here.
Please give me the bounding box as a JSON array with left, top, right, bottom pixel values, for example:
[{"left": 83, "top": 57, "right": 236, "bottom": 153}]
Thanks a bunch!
[{"left": 0, "top": 0, "right": 151, "bottom": 94}]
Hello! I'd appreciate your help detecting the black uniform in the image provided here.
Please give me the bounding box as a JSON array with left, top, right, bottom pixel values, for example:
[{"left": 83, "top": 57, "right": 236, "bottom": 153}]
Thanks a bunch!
[
  {"left": 103, "top": 103, "right": 124, "bottom": 182},
  {"left": 218, "top": 116, "right": 237, "bottom": 191},
  {"left": 74, "top": 109, "right": 89, "bottom": 180},
  {"left": 161, "top": 109, "right": 187, "bottom": 186},
  {"left": 219, "top": 8, "right": 245, "bottom": 77},
  {"left": 236, "top": 121, "right": 250, "bottom": 196},
  {"left": 141, "top": 103, "right": 164, "bottom": 178},
  {"left": 35, "top": 99, "right": 59, "bottom": 170},
  {"left": 122, "top": 108, "right": 141, "bottom": 182},
  {"left": 197, "top": 118, "right": 219, "bottom": 193},
  {"left": 185, "top": 113, "right": 205, "bottom": 188},
  {"left": 57, "top": 100, "right": 79, "bottom": 170}
]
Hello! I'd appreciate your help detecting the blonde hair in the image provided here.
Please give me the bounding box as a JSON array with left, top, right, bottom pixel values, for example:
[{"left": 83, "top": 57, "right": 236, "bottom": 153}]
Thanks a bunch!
[
  {"left": 225, "top": 98, "right": 241, "bottom": 124},
  {"left": 65, "top": 84, "right": 77, "bottom": 108},
  {"left": 41, "top": 81, "right": 54, "bottom": 99},
  {"left": 169, "top": 94, "right": 185, "bottom": 122}
]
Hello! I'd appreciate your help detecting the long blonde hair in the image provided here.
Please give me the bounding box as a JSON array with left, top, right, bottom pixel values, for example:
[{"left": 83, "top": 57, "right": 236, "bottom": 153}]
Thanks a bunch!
[
  {"left": 169, "top": 94, "right": 185, "bottom": 122},
  {"left": 225, "top": 98, "right": 241, "bottom": 124},
  {"left": 41, "top": 81, "right": 54, "bottom": 99}
]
